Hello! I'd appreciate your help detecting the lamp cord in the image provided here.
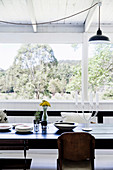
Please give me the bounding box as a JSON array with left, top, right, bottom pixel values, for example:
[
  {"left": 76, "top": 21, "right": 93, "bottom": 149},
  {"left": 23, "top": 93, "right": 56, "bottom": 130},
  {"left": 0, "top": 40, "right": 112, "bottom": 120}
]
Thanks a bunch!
[
  {"left": 0, "top": 2, "right": 98, "bottom": 26},
  {"left": 99, "top": 4, "right": 100, "bottom": 30}
]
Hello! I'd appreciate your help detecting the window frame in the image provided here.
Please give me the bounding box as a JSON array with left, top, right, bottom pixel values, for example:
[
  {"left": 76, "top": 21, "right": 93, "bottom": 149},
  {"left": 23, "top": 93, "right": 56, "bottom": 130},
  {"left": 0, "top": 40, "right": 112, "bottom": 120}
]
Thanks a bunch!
[{"left": 0, "top": 32, "right": 113, "bottom": 111}]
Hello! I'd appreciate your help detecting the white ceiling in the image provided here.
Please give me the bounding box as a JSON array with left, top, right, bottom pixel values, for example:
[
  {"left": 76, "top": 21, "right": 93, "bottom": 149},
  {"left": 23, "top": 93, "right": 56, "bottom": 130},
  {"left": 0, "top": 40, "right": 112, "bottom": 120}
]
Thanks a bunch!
[{"left": 0, "top": 0, "right": 113, "bottom": 34}]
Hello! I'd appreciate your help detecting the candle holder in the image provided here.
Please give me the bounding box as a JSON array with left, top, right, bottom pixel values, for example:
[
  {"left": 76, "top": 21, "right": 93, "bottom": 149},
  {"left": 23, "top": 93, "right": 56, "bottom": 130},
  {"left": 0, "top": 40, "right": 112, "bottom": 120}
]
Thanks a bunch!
[
  {"left": 75, "top": 92, "right": 99, "bottom": 131},
  {"left": 82, "top": 103, "right": 98, "bottom": 131}
]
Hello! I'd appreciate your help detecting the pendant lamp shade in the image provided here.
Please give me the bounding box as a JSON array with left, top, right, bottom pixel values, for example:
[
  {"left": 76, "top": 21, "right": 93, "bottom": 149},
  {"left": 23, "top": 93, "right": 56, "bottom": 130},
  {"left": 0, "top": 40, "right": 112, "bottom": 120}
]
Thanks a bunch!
[
  {"left": 89, "top": 2, "right": 110, "bottom": 43},
  {"left": 89, "top": 28, "right": 110, "bottom": 43}
]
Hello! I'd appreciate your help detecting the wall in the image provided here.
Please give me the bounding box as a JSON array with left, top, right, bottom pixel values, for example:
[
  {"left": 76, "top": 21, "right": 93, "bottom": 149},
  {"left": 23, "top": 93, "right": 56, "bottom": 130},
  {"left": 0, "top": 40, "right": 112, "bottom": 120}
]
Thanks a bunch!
[
  {"left": 0, "top": 100, "right": 113, "bottom": 124},
  {"left": 0, "top": 100, "right": 113, "bottom": 111}
]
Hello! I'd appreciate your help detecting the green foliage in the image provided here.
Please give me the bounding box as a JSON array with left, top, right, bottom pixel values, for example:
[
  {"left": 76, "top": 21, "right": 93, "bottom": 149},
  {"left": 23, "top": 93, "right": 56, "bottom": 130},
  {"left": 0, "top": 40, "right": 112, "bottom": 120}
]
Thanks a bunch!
[
  {"left": 8, "top": 44, "right": 58, "bottom": 99},
  {"left": 34, "top": 111, "right": 40, "bottom": 120},
  {"left": 0, "top": 43, "right": 113, "bottom": 100},
  {"left": 48, "top": 78, "right": 66, "bottom": 95},
  {"left": 66, "top": 63, "right": 81, "bottom": 93},
  {"left": 88, "top": 44, "right": 113, "bottom": 95}
]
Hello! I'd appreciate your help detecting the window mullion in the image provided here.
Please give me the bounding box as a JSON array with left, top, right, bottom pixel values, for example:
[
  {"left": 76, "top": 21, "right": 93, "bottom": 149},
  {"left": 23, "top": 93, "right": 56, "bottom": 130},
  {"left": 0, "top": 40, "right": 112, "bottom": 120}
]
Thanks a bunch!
[{"left": 82, "top": 33, "right": 88, "bottom": 101}]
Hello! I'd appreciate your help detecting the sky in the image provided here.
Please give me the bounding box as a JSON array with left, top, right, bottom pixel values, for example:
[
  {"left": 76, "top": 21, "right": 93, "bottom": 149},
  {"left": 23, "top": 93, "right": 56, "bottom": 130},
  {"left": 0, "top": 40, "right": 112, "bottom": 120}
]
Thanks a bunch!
[
  {"left": 0, "top": 43, "right": 82, "bottom": 70},
  {"left": 0, "top": 44, "right": 21, "bottom": 70}
]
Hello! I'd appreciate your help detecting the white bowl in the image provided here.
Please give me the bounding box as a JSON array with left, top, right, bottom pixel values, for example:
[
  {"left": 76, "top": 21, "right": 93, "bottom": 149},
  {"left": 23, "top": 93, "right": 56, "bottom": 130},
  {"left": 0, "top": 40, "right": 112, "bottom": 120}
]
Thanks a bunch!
[{"left": 54, "top": 122, "right": 78, "bottom": 131}]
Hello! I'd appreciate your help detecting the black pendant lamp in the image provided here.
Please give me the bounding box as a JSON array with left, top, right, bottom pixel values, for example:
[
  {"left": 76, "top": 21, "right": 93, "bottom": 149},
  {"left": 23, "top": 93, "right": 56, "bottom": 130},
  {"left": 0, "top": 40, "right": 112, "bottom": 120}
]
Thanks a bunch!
[{"left": 89, "top": 2, "right": 110, "bottom": 43}]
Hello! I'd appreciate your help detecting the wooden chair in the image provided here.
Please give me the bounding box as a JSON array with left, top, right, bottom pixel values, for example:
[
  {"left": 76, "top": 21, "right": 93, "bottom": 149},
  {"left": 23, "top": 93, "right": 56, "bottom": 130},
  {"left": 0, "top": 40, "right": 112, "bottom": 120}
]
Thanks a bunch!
[
  {"left": 57, "top": 132, "right": 95, "bottom": 170},
  {"left": 0, "top": 139, "right": 32, "bottom": 169}
]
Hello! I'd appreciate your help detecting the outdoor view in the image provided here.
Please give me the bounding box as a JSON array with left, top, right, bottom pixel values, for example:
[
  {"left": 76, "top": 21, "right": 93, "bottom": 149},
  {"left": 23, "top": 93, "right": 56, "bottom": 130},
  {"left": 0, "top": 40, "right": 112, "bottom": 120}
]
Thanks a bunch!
[
  {"left": 88, "top": 43, "right": 113, "bottom": 100},
  {"left": 0, "top": 43, "right": 82, "bottom": 100},
  {"left": 0, "top": 43, "right": 113, "bottom": 100}
]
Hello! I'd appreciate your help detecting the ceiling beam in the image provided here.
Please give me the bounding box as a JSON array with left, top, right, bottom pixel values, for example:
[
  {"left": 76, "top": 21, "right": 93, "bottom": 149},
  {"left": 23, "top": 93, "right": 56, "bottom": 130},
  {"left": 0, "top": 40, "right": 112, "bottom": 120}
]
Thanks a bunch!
[
  {"left": 0, "top": 23, "right": 112, "bottom": 33},
  {"left": 0, "top": 33, "right": 83, "bottom": 43},
  {"left": 26, "top": 0, "right": 37, "bottom": 32},
  {"left": 0, "top": 23, "right": 84, "bottom": 33},
  {"left": 84, "top": 0, "right": 101, "bottom": 32}
]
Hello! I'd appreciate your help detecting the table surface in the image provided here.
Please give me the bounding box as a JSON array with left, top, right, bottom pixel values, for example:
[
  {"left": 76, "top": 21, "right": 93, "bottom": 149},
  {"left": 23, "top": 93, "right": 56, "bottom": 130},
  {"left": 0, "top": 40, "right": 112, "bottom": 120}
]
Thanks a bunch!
[
  {"left": 0, "top": 123, "right": 113, "bottom": 140},
  {"left": 0, "top": 123, "right": 113, "bottom": 150}
]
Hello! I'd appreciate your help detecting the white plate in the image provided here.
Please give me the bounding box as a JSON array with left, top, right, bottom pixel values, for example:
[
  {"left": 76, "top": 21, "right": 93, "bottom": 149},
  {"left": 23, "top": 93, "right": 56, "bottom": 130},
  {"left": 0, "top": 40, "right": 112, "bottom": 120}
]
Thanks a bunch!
[
  {"left": 15, "top": 129, "right": 33, "bottom": 133},
  {"left": 12, "top": 124, "right": 25, "bottom": 128},
  {"left": 54, "top": 122, "right": 78, "bottom": 131},
  {"left": 0, "top": 125, "right": 11, "bottom": 131},
  {"left": 15, "top": 125, "right": 33, "bottom": 132}
]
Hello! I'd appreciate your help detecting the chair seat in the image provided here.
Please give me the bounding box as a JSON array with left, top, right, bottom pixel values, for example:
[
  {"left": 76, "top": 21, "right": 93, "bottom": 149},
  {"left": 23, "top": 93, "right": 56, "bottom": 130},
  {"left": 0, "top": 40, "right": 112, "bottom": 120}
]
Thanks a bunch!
[{"left": 62, "top": 159, "right": 92, "bottom": 170}]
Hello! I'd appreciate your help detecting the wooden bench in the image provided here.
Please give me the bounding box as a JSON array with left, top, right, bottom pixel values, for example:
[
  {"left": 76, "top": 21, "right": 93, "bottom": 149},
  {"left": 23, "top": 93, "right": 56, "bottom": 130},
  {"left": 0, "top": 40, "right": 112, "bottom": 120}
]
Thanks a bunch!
[{"left": 0, "top": 139, "right": 32, "bottom": 169}]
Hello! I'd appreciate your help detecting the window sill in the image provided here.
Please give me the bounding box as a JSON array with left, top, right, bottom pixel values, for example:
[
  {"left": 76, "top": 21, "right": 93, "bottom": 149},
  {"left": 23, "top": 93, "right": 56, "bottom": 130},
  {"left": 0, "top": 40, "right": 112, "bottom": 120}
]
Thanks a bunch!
[{"left": 0, "top": 100, "right": 113, "bottom": 111}]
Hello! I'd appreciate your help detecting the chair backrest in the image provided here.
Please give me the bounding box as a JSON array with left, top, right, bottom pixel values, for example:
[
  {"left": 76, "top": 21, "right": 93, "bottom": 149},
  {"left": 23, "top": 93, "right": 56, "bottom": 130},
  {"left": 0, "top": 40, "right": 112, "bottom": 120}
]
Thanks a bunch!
[{"left": 57, "top": 132, "right": 95, "bottom": 161}]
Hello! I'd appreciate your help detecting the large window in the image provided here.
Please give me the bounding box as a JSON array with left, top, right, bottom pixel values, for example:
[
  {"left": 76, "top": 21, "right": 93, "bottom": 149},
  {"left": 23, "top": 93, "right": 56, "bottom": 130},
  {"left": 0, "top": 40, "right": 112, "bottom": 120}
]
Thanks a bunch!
[
  {"left": 1, "top": 42, "right": 113, "bottom": 101},
  {"left": 0, "top": 43, "right": 82, "bottom": 100},
  {"left": 88, "top": 43, "right": 113, "bottom": 101}
]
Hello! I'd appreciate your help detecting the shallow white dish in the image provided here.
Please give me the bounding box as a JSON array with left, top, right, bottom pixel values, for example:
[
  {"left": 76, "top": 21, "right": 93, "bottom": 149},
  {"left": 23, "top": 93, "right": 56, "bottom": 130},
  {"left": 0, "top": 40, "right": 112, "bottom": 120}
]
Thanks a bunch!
[
  {"left": 15, "top": 125, "right": 33, "bottom": 132},
  {"left": 54, "top": 122, "right": 78, "bottom": 131},
  {"left": 12, "top": 123, "right": 26, "bottom": 129},
  {"left": 15, "top": 129, "right": 33, "bottom": 132},
  {"left": 13, "top": 123, "right": 25, "bottom": 127},
  {"left": 0, "top": 125, "right": 11, "bottom": 131}
]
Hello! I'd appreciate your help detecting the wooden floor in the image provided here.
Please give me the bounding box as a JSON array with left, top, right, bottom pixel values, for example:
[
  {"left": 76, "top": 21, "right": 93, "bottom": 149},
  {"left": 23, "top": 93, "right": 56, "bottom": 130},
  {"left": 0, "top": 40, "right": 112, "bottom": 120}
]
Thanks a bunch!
[
  {"left": 30, "top": 150, "right": 113, "bottom": 170},
  {"left": 0, "top": 149, "right": 113, "bottom": 170},
  {"left": 95, "top": 150, "right": 113, "bottom": 170}
]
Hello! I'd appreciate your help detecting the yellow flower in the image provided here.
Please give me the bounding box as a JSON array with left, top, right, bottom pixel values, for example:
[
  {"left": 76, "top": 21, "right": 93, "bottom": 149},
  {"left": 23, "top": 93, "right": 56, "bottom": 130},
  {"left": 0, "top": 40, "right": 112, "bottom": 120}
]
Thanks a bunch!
[{"left": 40, "top": 100, "right": 51, "bottom": 107}]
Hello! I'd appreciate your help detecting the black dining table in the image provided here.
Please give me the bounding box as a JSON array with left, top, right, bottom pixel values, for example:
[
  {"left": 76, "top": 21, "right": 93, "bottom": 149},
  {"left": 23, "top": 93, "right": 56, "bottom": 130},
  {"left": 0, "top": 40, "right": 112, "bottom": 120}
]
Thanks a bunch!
[{"left": 0, "top": 123, "right": 112, "bottom": 150}]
